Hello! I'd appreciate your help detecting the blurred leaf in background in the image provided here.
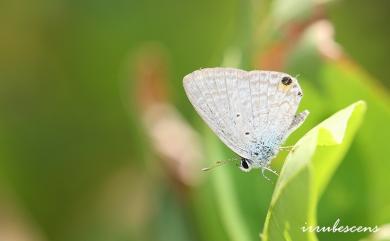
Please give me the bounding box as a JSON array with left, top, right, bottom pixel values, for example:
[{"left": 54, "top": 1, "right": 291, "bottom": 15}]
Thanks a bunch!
[{"left": 0, "top": 0, "right": 389, "bottom": 241}]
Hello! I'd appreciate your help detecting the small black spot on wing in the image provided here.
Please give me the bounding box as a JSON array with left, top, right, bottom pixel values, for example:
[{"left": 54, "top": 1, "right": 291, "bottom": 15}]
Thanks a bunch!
[{"left": 281, "top": 76, "right": 292, "bottom": 86}]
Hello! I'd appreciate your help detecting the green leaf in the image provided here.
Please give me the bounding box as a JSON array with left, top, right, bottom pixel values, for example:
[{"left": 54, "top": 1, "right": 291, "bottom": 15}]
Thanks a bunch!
[
  {"left": 360, "top": 224, "right": 390, "bottom": 241},
  {"left": 320, "top": 62, "right": 390, "bottom": 226},
  {"left": 261, "top": 101, "right": 366, "bottom": 241}
]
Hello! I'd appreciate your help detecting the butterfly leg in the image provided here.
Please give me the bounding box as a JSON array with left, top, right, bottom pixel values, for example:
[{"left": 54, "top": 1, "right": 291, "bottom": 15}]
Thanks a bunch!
[
  {"left": 279, "top": 146, "right": 294, "bottom": 151},
  {"left": 261, "top": 165, "right": 279, "bottom": 181},
  {"left": 261, "top": 169, "right": 271, "bottom": 181}
]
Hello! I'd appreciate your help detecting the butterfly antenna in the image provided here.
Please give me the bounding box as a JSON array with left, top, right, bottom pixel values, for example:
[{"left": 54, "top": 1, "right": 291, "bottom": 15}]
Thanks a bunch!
[
  {"left": 201, "top": 157, "right": 239, "bottom": 171},
  {"left": 201, "top": 160, "right": 228, "bottom": 171}
]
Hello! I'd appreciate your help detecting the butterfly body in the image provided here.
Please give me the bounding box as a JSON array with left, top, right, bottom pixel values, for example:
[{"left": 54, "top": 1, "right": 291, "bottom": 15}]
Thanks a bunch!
[{"left": 183, "top": 67, "right": 308, "bottom": 172}]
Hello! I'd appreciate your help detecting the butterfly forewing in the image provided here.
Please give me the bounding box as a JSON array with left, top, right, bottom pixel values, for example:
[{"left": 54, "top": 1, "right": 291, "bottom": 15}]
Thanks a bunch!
[
  {"left": 184, "top": 69, "right": 250, "bottom": 158},
  {"left": 183, "top": 67, "right": 304, "bottom": 162}
]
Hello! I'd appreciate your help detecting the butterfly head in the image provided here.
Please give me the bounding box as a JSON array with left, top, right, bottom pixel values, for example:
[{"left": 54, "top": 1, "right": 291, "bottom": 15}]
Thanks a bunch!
[{"left": 239, "top": 157, "right": 253, "bottom": 172}]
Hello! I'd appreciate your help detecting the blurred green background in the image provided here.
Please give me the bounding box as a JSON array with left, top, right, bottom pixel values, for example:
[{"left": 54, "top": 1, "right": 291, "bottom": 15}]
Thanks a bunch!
[{"left": 0, "top": 0, "right": 389, "bottom": 241}]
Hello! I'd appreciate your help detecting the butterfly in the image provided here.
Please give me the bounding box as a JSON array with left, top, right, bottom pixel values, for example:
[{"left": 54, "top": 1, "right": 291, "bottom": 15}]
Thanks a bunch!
[{"left": 183, "top": 67, "right": 309, "bottom": 175}]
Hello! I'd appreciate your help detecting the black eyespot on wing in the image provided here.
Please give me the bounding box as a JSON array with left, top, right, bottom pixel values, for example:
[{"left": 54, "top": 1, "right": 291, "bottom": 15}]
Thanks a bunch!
[
  {"left": 241, "top": 159, "right": 249, "bottom": 169},
  {"left": 236, "top": 113, "right": 240, "bottom": 117},
  {"left": 254, "top": 152, "right": 259, "bottom": 156},
  {"left": 245, "top": 132, "right": 250, "bottom": 135},
  {"left": 281, "top": 76, "right": 292, "bottom": 86},
  {"left": 298, "top": 91, "right": 302, "bottom": 96}
]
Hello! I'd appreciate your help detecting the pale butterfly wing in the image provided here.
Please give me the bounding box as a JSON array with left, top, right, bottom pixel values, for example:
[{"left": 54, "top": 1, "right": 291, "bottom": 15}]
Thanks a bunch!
[
  {"left": 183, "top": 67, "right": 307, "bottom": 165},
  {"left": 183, "top": 68, "right": 250, "bottom": 158}
]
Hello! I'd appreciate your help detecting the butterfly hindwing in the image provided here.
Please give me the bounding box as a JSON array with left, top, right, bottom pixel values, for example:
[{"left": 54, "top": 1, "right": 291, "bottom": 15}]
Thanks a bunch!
[{"left": 183, "top": 67, "right": 306, "bottom": 162}]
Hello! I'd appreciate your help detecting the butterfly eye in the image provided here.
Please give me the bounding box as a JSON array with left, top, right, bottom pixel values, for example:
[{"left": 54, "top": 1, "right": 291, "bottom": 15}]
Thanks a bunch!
[
  {"left": 281, "top": 76, "right": 292, "bottom": 86},
  {"left": 241, "top": 159, "right": 249, "bottom": 169},
  {"left": 239, "top": 159, "right": 252, "bottom": 172}
]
